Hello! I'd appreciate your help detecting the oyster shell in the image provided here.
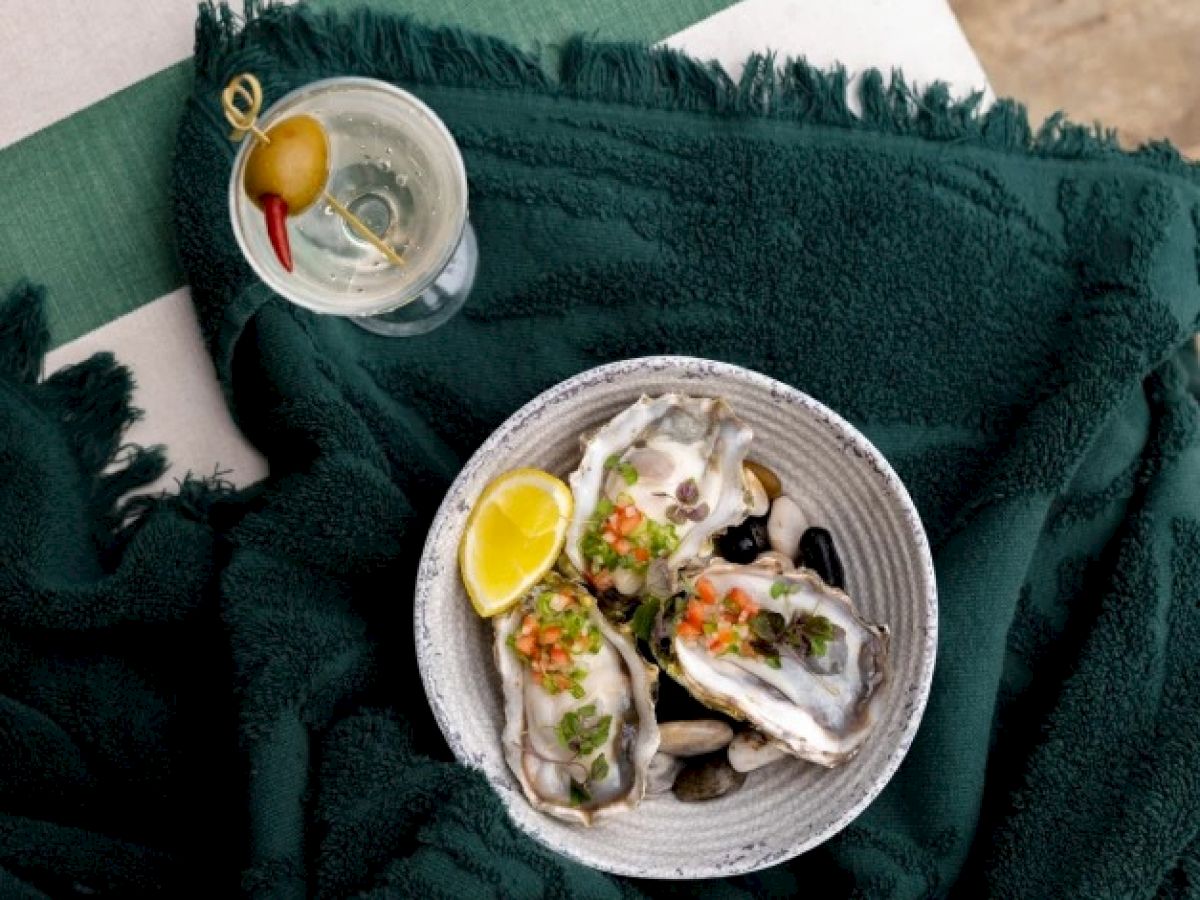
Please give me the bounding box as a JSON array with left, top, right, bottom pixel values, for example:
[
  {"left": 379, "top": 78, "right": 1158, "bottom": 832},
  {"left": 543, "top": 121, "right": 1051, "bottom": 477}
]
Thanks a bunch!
[
  {"left": 653, "top": 555, "right": 888, "bottom": 767},
  {"left": 494, "top": 574, "right": 660, "bottom": 825},
  {"left": 565, "top": 394, "right": 768, "bottom": 598}
]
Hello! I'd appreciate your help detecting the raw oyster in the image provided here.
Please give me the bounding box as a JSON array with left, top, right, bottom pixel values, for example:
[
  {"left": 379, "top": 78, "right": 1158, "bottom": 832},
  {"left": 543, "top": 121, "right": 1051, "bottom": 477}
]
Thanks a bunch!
[
  {"left": 645, "top": 752, "right": 683, "bottom": 794},
  {"left": 494, "top": 574, "right": 660, "bottom": 825},
  {"left": 652, "top": 555, "right": 888, "bottom": 767},
  {"left": 565, "top": 394, "right": 768, "bottom": 598}
]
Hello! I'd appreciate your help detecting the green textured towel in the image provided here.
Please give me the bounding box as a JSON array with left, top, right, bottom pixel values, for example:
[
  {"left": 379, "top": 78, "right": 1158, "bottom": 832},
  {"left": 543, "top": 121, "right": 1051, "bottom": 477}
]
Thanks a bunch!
[{"left": 2, "top": 1, "right": 1200, "bottom": 896}]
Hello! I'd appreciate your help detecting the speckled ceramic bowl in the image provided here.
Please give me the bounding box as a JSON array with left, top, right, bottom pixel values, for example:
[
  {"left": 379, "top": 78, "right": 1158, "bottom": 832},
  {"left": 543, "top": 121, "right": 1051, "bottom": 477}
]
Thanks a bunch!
[{"left": 415, "top": 357, "right": 937, "bottom": 879}]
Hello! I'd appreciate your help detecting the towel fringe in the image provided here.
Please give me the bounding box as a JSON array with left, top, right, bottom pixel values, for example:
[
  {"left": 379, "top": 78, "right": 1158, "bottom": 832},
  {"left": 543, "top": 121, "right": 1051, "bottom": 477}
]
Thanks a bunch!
[
  {"left": 92, "top": 445, "right": 170, "bottom": 551},
  {"left": 194, "top": 1, "right": 1198, "bottom": 180},
  {"left": 0, "top": 282, "right": 50, "bottom": 385},
  {"left": 37, "top": 353, "right": 141, "bottom": 477},
  {"left": 0, "top": 283, "right": 238, "bottom": 553}
]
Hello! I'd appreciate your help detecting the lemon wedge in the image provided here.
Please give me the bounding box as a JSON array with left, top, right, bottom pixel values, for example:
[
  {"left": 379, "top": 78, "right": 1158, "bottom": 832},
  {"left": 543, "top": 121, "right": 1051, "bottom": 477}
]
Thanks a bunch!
[{"left": 459, "top": 468, "right": 574, "bottom": 617}]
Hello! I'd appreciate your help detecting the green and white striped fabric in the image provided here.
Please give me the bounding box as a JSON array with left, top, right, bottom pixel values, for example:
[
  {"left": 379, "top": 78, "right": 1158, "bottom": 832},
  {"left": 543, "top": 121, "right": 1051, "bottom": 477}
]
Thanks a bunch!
[
  {"left": 0, "top": 0, "right": 988, "bottom": 487},
  {"left": 1, "top": 0, "right": 749, "bottom": 345}
]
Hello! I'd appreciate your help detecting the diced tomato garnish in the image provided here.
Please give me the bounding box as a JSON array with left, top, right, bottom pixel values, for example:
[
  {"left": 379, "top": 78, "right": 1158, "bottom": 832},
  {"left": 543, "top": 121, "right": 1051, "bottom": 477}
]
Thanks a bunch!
[
  {"left": 727, "top": 587, "right": 754, "bottom": 609},
  {"left": 521, "top": 614, "right": 537, "bottom": 635},
  {"left": 633, "top": 547, "right": 651, "bottom": 563},
  {"left": 677, "top": 621, "right": 702, "bottom": 639},
  {"left": 539, "top": 625, "right": 563, "bottom": 645},
  {"left": 709, "top": 623, "right": 736, "bottom": 652},
  {"left": 550, "top": 646, "right": 570, "bottom": 668},
  {"left": 617, "top": 509, "right": 643, "bottom": 535},
  {"left": 614, "top": 538, "right": 632, "bottom": 555},
  {"left": 603, "top": 531, "right": 618, "bottom": 545},
  {"left": 696, "top": 577, "right": 718, "bottom": 604},
  {"left": 606, "top": 513, "right": 621, "bottom": 531},
  {"left": 515, "top": 634, "right": 537, "bottom": 656},
  {"left": 686, "top": 600, "right": 707, "bottom": 627}
]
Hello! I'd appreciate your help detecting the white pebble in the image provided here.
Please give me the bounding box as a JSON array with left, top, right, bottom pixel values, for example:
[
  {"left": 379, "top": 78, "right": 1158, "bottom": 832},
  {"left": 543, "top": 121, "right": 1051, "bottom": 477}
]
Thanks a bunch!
[
  {"left": 657, "top": 719, "right": 734, "bottom": 757},
  {"left": 727, "top": 730, "right": 791, "bottom": 773},
  {"left": 767, "top": 495, "right": 810, "bottom": 560}
]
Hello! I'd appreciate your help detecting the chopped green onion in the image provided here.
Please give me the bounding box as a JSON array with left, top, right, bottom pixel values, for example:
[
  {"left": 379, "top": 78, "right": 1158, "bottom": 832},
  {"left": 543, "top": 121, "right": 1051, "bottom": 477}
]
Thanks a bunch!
[
  {"left": 769, "top": 580, "right": 798, "bottom": 599},
  {"left": 646, "top": 519, "right": 680, "bottom": 556}
]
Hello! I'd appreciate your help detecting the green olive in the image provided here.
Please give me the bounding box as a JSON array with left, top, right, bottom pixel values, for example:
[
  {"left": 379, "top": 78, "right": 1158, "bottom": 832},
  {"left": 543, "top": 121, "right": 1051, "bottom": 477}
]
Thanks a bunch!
[{"left": 243, "top": 114, "right": 329, "bottom": 213}]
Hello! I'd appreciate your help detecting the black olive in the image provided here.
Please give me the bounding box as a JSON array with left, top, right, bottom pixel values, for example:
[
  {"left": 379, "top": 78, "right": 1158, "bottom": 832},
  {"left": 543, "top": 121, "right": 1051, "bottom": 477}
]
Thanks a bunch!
[
  {"left": 716, "top": 515, "right": 770, "bottom": 564},
  {"left": 799, "top": 527, "right": 845, "bottom": 589}
]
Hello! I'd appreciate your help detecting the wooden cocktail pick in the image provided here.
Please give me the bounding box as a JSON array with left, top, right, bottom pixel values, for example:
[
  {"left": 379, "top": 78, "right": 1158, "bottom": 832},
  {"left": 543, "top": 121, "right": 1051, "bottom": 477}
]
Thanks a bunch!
[{"left": 222, "top": 73, "right": 405, "bottom": 272}]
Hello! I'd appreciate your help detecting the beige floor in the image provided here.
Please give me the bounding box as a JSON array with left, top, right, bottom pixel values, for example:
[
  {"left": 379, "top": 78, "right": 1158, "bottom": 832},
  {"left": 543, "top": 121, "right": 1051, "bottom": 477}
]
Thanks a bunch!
[{"left": 950, "top": 0, "right": 1200, "bottom": 158}]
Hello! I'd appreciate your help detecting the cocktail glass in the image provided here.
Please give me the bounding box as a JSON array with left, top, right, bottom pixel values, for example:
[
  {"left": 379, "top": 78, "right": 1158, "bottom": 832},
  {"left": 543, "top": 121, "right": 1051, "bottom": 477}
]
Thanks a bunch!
[{"left": 229, "top": 77, "right": 477, "bottom": 337}]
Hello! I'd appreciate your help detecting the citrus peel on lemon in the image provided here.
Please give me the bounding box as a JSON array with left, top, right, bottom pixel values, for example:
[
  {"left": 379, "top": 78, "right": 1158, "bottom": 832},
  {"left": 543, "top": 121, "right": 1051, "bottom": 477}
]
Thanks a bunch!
[{"left": 459, "top": 468, "right": 573, "bottom": 617}]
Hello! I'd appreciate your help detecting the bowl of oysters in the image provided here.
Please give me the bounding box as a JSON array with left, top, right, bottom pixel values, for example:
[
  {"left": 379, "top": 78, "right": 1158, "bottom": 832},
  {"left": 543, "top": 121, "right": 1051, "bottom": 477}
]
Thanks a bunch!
[{"left": 415, "top": 356, "right": 937, "bottom": 878}]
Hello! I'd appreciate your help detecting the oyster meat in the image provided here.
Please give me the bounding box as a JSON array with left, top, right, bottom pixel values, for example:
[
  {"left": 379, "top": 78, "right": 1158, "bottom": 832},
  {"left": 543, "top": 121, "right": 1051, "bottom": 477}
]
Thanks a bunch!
[
  {"left": 494, "top": 574, "right": 660, "bottom": 824},
  {"left": 565, "top": 394, "right": 768, "bottom": 598},
  {"left": 653, "top": 555, "right": 888, "bottom": 767}
]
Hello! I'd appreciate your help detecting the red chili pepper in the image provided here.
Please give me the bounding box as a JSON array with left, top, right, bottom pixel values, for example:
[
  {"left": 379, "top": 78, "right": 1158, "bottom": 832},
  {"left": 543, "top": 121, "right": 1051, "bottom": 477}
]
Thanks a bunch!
[{"left": 261, "top": 193, "right": 293, "bottom": 272}]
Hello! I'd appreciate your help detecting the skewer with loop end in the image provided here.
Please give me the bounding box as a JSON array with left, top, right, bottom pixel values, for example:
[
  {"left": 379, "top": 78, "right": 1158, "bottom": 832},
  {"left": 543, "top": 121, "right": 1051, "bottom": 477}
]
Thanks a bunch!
[
  {"left": 222, "top": 73, "right": 271, "bottom": 144},
  {"left": 220, "top": 72, "right": 406, "bottom": 268}
]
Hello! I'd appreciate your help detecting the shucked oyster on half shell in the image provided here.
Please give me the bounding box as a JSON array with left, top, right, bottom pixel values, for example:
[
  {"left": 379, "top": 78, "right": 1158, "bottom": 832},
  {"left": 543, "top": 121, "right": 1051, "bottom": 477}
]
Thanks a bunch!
[
  {"left": 564, "top": 394, "right": 768, "bottom": 598},
  {"left": 494, "top": 574, "right": 660, "bottom": 825},
  {"left": 652, "top": 555, "right": 889, "bottom": 767}
]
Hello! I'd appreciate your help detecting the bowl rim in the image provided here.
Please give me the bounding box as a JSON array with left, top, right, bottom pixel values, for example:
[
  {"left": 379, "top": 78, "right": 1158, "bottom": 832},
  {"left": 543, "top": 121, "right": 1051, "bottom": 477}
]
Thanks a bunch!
[{"left": 414, "top": 355, "right": 938, "bottom": 879}]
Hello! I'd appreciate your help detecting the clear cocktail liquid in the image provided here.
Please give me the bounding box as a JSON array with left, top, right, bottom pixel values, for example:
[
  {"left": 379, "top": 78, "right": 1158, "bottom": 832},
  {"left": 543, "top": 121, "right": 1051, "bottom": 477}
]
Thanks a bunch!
[{"left": 230, "top": 78, "right": 476, "bottom": 335}]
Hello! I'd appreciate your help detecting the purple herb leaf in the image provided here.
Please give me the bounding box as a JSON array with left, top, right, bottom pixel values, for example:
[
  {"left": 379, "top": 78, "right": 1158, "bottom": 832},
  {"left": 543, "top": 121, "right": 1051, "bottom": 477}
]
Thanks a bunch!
[{"left": 675, "top": 478, "right": 700, "bottom": 505}]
